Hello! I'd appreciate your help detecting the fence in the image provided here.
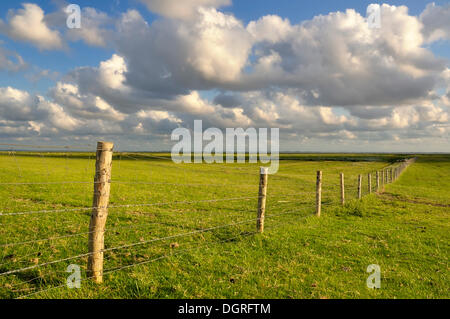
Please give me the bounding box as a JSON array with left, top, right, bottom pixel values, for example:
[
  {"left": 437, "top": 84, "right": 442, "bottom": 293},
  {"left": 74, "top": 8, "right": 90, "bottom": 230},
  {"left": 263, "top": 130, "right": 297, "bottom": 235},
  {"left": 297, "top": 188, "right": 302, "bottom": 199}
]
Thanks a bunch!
[{"left": 0, "top": 142, "right": 416, "bottom": 298}]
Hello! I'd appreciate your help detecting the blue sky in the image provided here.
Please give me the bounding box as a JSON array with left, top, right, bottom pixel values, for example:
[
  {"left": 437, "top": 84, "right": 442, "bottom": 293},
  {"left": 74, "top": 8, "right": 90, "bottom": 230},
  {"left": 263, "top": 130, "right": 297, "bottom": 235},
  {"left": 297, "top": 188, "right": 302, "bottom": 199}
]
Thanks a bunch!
[{"left": 0, "top": 1, "right": 449, "bottom": 151}]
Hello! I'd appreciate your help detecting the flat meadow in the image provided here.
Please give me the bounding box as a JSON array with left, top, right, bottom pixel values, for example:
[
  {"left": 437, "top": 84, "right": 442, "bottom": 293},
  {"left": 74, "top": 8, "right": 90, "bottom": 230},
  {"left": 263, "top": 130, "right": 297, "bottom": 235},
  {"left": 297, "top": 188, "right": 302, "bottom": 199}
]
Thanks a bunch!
[{"left": 0, "top": 152, "right": 448, "bottom": 299}]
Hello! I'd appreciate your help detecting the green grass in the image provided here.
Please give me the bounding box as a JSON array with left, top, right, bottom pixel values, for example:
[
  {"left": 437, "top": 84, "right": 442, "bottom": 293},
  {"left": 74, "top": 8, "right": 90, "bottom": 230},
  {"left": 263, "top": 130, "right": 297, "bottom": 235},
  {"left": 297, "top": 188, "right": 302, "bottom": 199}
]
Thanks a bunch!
[{"left": 0, "top": 152, "right": 448, "bottom": 299}]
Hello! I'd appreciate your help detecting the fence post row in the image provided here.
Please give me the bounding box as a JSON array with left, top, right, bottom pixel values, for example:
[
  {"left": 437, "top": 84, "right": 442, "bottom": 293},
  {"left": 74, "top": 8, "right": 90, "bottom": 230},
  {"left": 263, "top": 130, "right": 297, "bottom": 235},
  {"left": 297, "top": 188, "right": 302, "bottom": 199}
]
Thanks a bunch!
[
  {"left": 88, "top": 141, "right": 114, "bottom": 284},
  {"left": 316, "top": 171, "right": 322, "bottom": 217},
  {"left": 257, "top": 167, "right": 269, "bottom": 233},
  {"left": 2, "top": 144, "right": 418, "bottom": 288},
  {"left": 83, "top": 150, "right": 415, "bottom": 283}
]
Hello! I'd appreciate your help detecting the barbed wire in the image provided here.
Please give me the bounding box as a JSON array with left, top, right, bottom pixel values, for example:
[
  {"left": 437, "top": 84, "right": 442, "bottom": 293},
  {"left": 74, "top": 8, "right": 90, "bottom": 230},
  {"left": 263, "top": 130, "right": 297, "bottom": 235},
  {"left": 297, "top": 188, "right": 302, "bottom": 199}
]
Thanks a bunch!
[
  {"left": 13, "top": 208, "right": 315, "bottom": 299},
  {"left": 0, "top": 196, "right": 263, "bottom": 217},
  {"left": 0, "top": 180, "right": 258, "bottom": 188},
  {"left": 0, "top": 207, "right": 261, "bottom": 249},
  {"left": 14, "top": 229, "right": 262, "bottom": 299},
  {"left": 0, "top": 190, "right": 323, "bottom": 217},
  {"left": 0, "top": 151, "right": 416, "bottom": 299},
  {"left": 0, "top": 143, "right": 95, "bottom": 150},
  {"left": 0, "top": 207, "right": 314, "bottom": 278}
]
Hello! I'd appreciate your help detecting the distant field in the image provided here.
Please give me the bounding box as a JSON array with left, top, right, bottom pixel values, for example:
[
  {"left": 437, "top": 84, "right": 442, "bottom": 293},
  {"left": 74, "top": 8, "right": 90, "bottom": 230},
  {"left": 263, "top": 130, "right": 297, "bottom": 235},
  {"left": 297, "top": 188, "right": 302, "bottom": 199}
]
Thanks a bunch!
[{"left": 0, "top": 152, "right": 448, "bottom": 299}]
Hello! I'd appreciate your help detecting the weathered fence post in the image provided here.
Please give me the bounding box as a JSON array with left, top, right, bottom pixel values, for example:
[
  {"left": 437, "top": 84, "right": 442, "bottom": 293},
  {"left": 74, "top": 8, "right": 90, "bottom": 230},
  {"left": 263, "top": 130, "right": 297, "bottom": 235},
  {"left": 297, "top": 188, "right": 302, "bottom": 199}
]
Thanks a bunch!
[
  {"left": 390, "top": 168, "right": 393, "bottom": 183},
  {"left": 316, "top": 171, "right": 322, "bottom": 217},
  {"left": 368, "top": 173, "right": 372, "bottom": 194},
  {"left": 88, "top": 141, "right": 114, "bottom": 284},
  {"left": 380, "top": 171, "right": 383, "bottom": 187},
  {"left": 376, "top": 171, "right": 380, "bottom": 191},
  {"left": 340, "top": 173, "right": 345, "bottom": 206},
  {"left": 358, "top": 175, "right": 362, "bottom": 199},
  {"left": 257, "top": 167, "right": 269, "bottom": 233}
]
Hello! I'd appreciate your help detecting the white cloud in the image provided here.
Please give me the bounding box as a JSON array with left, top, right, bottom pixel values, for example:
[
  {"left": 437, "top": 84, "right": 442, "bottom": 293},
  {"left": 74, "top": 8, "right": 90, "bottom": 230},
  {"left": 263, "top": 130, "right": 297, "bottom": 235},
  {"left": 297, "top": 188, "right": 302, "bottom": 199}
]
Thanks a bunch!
[
  {"left": 140, "top": 0, "right": 231, "bottom": 19},
  {"left": 0, "top": 87, "right": 79, "bottom": 135},
  {"left": 108, "top": 4, "right": 447, "bottom": 110},
  {"left": 0, "top": 87, "right": 39, "bottom": 121},
  {"left": 98, "top": 54, "right": 128, "bottom": 90},
  {"left": 241, "top": 5, "right": 446, "bottom": 107},
  {"left": 66, "top": 7, "right": 112, "bottom": 47},
  {"left": 38, "top": 4, "right": 114, "bottom": 48},
  {"left": 0, "top": 3, "right": 63, "bottom": 50},
  {"left": 0, "top": 2, "right": 449, "bottom": 151},
  {"left": 247, "top": 15, "right": 293, "bottom": 43},
  {"left": 0, "top": 46, "right": 27, "bottom": 72},
  {"left": 113, "top": 8, "right": 252, "bottom": 96},
  {"left": 50, "top": 81, "right": 126, "bottom": 121},
  {"left": 420, "top": 3, "right": 450, "bottom": 43}
]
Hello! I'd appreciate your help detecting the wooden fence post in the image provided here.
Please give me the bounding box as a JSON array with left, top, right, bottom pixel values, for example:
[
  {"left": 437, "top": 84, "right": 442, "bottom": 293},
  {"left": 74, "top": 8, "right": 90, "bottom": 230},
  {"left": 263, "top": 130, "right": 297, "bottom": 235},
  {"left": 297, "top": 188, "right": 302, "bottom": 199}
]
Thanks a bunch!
[
  {"left": 88, "top": 141, "right": 114, "bottom": 284},
  {"left": 390, "top": 168, "right": 393, "bottom": 183},
  {"left": 376, "top": 171, "right": 380, "bottom": 191},
  {"left": 368, "top": 173, "right": 372, "bottom": 194},
  {"left": 358, "top": 175, "right": 362, "bottom": 199},
  {"left": 316, "top": 171, "right": 322, "bottom": 217},
  {"left": 257, "top": 167, "right": 268, "bottom": 233},
  {"left": 340, "top": 173, "right": 345, "bottom": 206}
]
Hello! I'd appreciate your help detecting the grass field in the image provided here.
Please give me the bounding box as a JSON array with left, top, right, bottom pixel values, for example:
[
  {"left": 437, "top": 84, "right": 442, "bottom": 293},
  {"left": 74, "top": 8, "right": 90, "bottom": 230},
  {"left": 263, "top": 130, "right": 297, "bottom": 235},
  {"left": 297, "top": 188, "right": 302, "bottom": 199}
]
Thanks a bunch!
[{"left": 0, "top": 152, "right": 448, "bottom": 299}]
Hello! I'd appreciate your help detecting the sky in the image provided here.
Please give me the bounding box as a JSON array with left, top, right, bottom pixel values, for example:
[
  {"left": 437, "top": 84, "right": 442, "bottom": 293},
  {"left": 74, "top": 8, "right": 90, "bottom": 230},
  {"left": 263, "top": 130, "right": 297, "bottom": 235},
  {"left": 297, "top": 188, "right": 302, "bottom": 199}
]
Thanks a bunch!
[{"left": 0, "top": 0, "right": 449, "bottom": 152}]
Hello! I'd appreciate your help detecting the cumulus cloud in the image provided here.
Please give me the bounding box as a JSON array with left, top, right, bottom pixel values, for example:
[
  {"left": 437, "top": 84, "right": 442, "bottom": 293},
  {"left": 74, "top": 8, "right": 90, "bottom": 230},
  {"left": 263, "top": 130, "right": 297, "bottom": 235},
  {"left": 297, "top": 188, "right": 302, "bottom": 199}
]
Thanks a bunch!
[
  {"left": 0, "top": 86, "right": 79, "bottom": 136},
  {"left": 113, "top": 8, "right": 251, "bottom": 97},
  {"left": 0, "top": 2, "right": 449, "bottom": 151},
  {"left": 213, "top": 93, "right": 242, "bottom": 108},
  {"left": 0, "top": 4, "right": 113, "bottom": 50},
  {"left": 45, "top": 6, "right": 113, "bottom": 47},
  {"left": 241, "top": 5, "right": 446, "bottom": 108},
  {"left": 50, "top": 82, "right": 126, "bottom": 121},
  {"left": 44, "top": 4, "right": 450, "bottom": 148},
  {"left": 139, "top": 0, "right": 231, "bottom": 19},
  {"left": 0, "top": 3, "right": 63, "bottom": 50},
  {"left": 103, "top": 4, "right": 448, "bottom": 111},
  {"left": 420, "top": 3, "right": 450, "bottom": 43},
  {"left": 0, "top": 46, "right": 27, "bottom": 72},
  {"left": 67, "top": 7, "right": 112, "bottom": 47},
  {"left": 247, "top": 15, "right": 294, "bottom": 43}
]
